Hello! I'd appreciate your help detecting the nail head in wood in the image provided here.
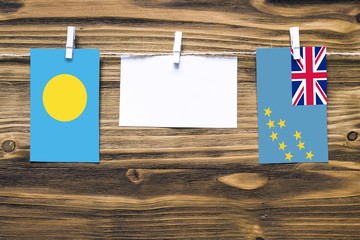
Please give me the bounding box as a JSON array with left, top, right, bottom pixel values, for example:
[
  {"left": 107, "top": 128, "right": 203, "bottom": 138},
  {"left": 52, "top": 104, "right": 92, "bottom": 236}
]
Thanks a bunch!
[
  {"left": 347, "top": 131, "right": 358, "bottom": 141},
  {"left": 125, "top": 169, "right": 144, "bottom": 184},
  {"left": 2, "top": 140, "right": 16, "bottom": 153}
]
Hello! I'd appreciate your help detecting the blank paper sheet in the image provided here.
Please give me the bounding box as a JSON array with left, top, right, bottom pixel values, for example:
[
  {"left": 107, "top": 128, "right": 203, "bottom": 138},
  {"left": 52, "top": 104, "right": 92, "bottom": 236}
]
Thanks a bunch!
[{"left": 119, "top": 55, "right": 237, "bottom": 128}]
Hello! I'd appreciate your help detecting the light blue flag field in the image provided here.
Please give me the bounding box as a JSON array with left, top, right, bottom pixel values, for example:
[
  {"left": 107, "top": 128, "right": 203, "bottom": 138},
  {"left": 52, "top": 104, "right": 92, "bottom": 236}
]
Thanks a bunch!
[
  {"left": 30, "top": 49, "right": 100, "bottom": 163},
  {"left": 256, "top": 48, "right": 328, "bottom": 164}
]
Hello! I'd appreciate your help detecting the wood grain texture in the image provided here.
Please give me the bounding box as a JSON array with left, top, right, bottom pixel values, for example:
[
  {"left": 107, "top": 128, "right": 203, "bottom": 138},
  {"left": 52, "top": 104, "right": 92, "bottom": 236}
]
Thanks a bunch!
[{"left": 0, "top": 0, "right": 359, "bottom": 239}]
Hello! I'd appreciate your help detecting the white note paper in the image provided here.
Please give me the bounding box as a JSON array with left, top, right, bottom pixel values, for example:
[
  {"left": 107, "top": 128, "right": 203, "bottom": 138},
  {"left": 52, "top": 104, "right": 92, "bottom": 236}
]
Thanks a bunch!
[{"left": 119, "top": 55, "right": 237, "bottom": 128}]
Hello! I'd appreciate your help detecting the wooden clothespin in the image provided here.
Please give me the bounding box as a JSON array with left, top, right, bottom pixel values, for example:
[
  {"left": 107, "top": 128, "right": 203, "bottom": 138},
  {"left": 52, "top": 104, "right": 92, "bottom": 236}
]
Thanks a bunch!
[
  {"left": 290, "top": 27, "right": 300, "bottom": 60},
  {"left": 66, "top": 26, "right": 76, "bottom": 59},
  {"left": 173, "top": 31, "right": 182, "bottom": 64}
]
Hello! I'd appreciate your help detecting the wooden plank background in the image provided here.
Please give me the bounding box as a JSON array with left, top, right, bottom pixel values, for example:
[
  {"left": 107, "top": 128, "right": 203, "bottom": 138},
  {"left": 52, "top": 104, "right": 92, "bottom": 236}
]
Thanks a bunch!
[{"left": 0, "top": 0, "right": 359, "bottom": 239}]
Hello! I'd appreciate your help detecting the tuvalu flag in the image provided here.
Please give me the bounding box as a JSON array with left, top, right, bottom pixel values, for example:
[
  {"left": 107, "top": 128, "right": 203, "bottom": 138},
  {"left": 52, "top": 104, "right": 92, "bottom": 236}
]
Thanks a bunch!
[
  {"left": 30, "top": 49, "right": 100, "bottom": 162},
  {"left": 256, "top": 47, "right": 328, "bottom": 164}
]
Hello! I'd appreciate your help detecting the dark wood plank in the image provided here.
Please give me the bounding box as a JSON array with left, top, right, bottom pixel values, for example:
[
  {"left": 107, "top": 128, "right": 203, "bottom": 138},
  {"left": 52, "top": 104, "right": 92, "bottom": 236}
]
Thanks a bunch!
[{"left": 0, "top": 0, "right": 359, "bottom": 239}]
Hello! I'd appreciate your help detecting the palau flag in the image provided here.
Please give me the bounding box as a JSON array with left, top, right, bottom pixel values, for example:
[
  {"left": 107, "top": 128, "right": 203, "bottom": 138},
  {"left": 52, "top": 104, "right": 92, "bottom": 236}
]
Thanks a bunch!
[
  {"left": 30, "top": 49, "right": 100, "bottom": 162},
  {"left": 256, "top": 47, "right": 328, "bottom": 164}
]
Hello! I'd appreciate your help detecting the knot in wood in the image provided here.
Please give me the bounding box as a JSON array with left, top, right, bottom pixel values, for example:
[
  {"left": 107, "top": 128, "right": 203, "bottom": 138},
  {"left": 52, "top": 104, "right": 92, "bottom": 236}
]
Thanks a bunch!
[
  {"left": 347, "top": 131, "right": 358, "bottom": 141},
  {"left": 356, "top": 13, "right": 360, "bottom": 23},
  {"left": 255, "top": 237, "right": 265, "bottom": 240},
  {"left": 125, "top": 169, "right": 144, "bottom": 184},
  {"left": 2, "top": 140, "right": 16, "bottom": 153}
]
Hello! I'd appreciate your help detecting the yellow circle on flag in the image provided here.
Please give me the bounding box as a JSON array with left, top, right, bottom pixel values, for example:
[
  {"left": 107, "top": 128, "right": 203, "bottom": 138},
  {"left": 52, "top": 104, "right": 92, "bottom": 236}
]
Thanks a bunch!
[{"left": 43, "top": 74, "right": 87, "bottom": 122}]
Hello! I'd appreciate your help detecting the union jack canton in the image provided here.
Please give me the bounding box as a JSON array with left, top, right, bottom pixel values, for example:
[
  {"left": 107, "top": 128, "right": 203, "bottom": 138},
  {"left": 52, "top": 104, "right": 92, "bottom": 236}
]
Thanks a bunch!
[{"left": 291, "top": 46, "right": 327, "bottom": 106}]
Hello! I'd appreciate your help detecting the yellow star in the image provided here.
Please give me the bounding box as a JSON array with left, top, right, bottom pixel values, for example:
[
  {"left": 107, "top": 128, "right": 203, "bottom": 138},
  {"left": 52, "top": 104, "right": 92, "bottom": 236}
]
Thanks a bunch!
[
  {"left": 293, "top": 130, "right": 301, "bottom": 140},
  {"left": 278, "top": 141, "right": 287, "bottom": 151},
  {"left": 270, "top": 131, "right": 278, "bottom": 141},
  {"left": 306, "top": 151, "right": 314, "bottom": 160},
  {"left": 264, "top": 107, "right": 272, "bottom": 117},
  {"left": 285, "top": 151, "right": 293, "bottom": 161},
  {"left": 297, "top": 141, "right": 305, "bottom": 150},
  {"left": 278, "top": 119, "right": 286, "bottom": 128},
  {"left": 267, "top": 119, "right": 275, "bottom": 129}
]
